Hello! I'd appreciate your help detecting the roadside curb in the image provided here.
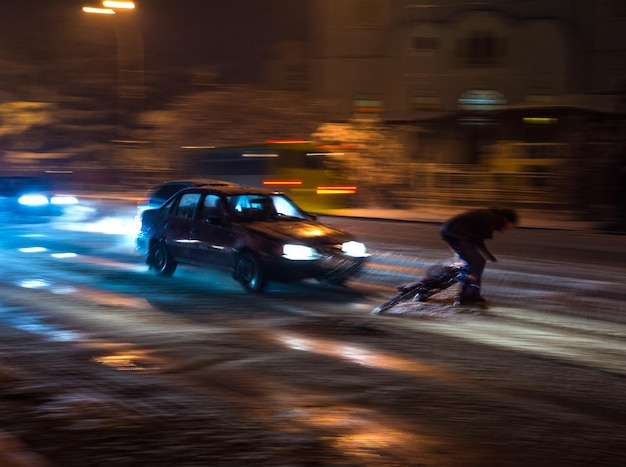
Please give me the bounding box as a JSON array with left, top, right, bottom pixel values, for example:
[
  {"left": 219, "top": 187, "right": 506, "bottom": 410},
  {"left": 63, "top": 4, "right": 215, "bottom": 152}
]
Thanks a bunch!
[{"left": 319, "top": 208, "right": 598, "bottom": 232}]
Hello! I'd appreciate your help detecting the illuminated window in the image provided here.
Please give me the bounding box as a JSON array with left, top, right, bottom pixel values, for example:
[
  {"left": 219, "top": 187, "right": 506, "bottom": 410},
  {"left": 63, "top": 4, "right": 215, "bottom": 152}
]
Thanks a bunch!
[
  {"left": 353, "top": 94, "right": 383, "bottom": 113},
  {"left": 458, "top": 90, "right": 506, "bottom": 111},
  {"left": 525, "top": 93, "right": 555, "bottom": 104}
]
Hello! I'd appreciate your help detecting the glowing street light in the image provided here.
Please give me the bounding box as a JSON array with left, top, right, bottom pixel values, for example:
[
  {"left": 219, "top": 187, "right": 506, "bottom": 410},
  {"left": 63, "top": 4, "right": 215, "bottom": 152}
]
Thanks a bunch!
[
  {"left": 103, "top": 1, "right": 136, "bottom": 9},
  {"left": 82, "top": 0, "right": 143, "bottom": 133},
  {"left": 83, "top": 1, "right": 135, "bottom": 15},
  {"left": 82, "top": 7, "right": 115, "bottom": 14}
]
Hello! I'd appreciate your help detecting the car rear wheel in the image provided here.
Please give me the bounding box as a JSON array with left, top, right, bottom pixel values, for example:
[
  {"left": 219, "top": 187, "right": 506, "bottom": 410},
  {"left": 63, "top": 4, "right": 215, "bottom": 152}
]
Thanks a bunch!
[
  {"left": 236, "top": 251, "right": 266, "bottom": 293},
  {"left": 150, "top": 242, "right": 177, "bottom": 277}
]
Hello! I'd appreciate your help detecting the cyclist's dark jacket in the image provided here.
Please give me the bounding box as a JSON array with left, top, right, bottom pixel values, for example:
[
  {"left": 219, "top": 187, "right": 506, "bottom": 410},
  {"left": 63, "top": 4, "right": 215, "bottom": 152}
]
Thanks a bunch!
[{"left": 439, "top": 208, "right": 513, "bottom": 256}]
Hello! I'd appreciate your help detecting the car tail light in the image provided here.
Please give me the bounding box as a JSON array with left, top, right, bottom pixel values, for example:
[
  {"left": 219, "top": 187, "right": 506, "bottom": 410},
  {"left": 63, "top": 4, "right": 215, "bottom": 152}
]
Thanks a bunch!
[
  {"left": 316, "top": 186, "right": 357, "bottom": 194},
  {"left": 263, "top": 180, "right": 303, "bottom": 186}
]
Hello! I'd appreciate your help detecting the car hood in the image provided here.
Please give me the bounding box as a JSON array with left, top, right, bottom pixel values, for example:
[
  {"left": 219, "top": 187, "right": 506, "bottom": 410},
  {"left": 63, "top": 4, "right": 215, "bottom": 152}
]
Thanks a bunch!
[{"left": 241, "top": 219, "right": 353, "bottom": 246}]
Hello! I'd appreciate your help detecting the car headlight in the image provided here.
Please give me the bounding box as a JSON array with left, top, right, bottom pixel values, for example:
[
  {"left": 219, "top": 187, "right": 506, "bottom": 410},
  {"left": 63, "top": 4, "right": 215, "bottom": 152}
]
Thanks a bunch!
[
  {"left": 51, "top": 195, "right": 78, "bottom": 205},
  {"left": 341, "top": 241, "right": 368, "bottom": 257},
  {"left": 18, "top": 194, "right": 49, "bottom": 207},
  {"left": 283, "top": 244, "right": 321, "bottom": 261}
]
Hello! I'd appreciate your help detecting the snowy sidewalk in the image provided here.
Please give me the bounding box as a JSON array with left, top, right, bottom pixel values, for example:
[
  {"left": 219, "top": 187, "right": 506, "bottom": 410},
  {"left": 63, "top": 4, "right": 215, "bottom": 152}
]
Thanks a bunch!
[{"left": 321, "top": 207, "right": 597, "bottom": 231}]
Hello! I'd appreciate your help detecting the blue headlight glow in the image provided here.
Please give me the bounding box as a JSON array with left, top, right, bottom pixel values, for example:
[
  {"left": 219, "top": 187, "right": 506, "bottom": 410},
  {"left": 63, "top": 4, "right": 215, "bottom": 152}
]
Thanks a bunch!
[
  {"left": 341, "top": 241, "right": 368, "bottom": 257},
  {"left": 18, "top": 194, "right": 49, "bottom": 206},
  {"left": 283, "top": 244, "right": 321, "bottom": 261},
  {"left": 51, "top": 195, "right": 78, "bottom": 205}
]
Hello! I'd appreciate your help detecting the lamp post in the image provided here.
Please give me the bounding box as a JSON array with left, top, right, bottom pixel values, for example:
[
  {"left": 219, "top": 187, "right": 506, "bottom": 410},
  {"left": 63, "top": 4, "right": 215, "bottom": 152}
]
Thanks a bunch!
[{"left": 82, "top": 1, "right": 143, "bottom": 134}]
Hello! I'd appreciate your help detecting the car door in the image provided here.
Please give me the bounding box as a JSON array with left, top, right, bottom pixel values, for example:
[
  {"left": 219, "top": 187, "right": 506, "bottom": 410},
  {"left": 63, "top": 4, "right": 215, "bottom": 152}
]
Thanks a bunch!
[
  {"left": 188, "top": 193, "right": 231, "bottom": 267},
  {"left": 162, "top": 192, "right": 201, "bottom": 261}
]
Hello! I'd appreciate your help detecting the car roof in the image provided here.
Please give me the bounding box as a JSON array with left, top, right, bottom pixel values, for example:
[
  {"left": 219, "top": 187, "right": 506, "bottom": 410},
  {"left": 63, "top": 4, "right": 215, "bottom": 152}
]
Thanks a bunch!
[
  {"left": 155, "top": 179, "right": 236, "bottom": 188},
  {"left": 179, "top": 184, "right": 283, "bottom": 196}
]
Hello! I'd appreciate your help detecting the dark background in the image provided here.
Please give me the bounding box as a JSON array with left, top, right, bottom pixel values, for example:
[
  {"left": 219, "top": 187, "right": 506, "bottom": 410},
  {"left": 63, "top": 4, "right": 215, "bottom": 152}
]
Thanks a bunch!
[{"left": 0, "top": 0, "right": 308, "bottom": 84}]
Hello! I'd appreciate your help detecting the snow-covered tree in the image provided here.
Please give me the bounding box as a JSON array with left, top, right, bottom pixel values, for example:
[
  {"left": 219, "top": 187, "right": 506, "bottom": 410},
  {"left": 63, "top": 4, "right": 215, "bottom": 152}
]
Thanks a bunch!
[
  {"left": 0, "top": 101, "right": 55, "bottom": 137},
  {"left": 135, "top": 85, "right": 334, "bottom": 172},
  {"left": 313, "top": 114, "right": 411, "bottom": 206}
]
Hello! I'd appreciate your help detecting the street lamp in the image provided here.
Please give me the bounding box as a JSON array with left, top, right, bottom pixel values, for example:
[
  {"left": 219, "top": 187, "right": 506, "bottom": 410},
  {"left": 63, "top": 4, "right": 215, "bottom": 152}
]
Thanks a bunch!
[
  {"left": 82, "top": 1, "right": 135, "bottom": 15},
  {"left": 103, "top": 1, "right": 136, "bottom": 9},
  {"left": 82, "top": 1, "right": 143, "bottom": 133},
  {"left": 82, "top": 7, "right": 115, "bottom": 14}
]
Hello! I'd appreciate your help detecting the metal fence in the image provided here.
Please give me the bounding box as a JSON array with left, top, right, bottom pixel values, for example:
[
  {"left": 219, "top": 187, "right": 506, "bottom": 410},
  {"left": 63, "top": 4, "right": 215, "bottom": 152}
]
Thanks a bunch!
[{"left": 402, "top": 164, "right": 564, "bottom": 209}]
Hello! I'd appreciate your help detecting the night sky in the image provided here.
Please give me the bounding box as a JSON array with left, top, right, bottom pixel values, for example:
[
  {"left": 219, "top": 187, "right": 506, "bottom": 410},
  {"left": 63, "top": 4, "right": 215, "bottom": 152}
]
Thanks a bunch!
[{"left": 0, "top": 0, "right": 309, "bottom": 83}]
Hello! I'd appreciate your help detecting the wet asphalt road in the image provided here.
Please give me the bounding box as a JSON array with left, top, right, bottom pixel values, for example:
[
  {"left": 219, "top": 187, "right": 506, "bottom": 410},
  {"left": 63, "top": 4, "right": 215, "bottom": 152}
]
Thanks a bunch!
[{"left": 0, "top": 201, "right": 625, "bottom": 466}]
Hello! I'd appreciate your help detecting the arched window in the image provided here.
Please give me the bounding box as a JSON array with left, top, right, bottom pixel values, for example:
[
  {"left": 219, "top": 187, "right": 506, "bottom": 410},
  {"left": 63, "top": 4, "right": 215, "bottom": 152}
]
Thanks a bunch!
[
  {"left": 457, "top": 31, "right": 507, "bottom": 67},
  {"left": 458, "top": 90, "right": 506, "bottom": 111}
]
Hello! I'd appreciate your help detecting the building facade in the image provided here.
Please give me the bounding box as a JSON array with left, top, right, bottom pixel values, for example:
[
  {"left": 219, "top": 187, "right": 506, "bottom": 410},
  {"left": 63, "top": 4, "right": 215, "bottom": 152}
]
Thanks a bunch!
[
  {"left": 300, "top": 0, "right": 626, "bottom": 118},
  {"left": 265, "top": 0, "right": 626, "bottom": 213}
]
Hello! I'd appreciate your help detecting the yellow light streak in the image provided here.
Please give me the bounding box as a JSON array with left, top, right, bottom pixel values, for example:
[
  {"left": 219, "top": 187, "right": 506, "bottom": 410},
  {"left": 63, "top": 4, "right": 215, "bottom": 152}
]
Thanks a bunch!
[
  {"left": 93, "top": 350, "right": 162, "bottom": 371},
  {"left": 82, "top": 6, "right": 115, "bottom": 14},
  {"left": 103, "top": 1, "right": 136, "bottom": 9},
  {"left": 316, "top": 186, "right": 357, "bottom": 194},
  {"left": 264, "top": 139, "right": 310, "bottom": 143},
  {"left": 180, "top": 145, "right": 216, "bottom": 149},
  {"left": 523, "top": 117, "right": 558, "bottom": 124},
  {"left": 263, "top": 180, "right": 303, "bottom": 186},
  {"left": 273, "top": 331, "right": 456, "bottom": 381}
]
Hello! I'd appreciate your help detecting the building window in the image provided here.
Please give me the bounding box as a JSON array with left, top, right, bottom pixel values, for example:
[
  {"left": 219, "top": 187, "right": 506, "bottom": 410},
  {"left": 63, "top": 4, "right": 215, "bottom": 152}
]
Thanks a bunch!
[
  {"left": 353, "top": 94, "right": 384, "bottom": 113},
  {"left": 458, "top": 89, "right": 506, "bottom": 111},
  {"left": 410, "top": 36, "right": 440, "bottom": 52},
  {"left": 457, "top": 31, "right": 507, "bottom": 67}
]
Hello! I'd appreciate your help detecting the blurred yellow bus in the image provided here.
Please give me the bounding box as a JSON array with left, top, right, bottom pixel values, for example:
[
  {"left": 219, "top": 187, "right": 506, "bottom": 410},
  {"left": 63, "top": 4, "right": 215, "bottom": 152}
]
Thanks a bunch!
[{"left": 180, "top": 140, "right": 357, "bottom": 212}]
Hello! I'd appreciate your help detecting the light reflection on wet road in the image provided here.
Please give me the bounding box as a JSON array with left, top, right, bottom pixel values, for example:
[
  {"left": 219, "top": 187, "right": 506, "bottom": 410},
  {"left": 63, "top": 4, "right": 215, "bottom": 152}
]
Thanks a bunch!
[{"left": 1, "top": 206, "right": 626, "bottom": 465}]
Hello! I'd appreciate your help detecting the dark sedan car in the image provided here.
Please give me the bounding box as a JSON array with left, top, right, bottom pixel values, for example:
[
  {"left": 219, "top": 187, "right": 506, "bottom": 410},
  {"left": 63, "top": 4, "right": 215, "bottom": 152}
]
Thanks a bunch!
[
  {"left": 0, "top": 176, "right": 78, "bottom": 221},
  {"left": 136, "top": 184, "right": 368, "bottom": 292}
]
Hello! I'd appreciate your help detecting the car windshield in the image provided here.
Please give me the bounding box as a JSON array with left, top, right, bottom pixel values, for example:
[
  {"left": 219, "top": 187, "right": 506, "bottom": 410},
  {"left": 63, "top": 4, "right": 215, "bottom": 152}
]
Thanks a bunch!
[{"left": 227, "top": 194, "right": 305, "bottom": 221}]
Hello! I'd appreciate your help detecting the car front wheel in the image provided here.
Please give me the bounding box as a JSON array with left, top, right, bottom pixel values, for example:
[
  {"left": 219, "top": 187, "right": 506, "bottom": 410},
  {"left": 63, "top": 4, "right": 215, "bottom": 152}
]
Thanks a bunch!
[
  {"left": 149, "top": 241, "right": 177, "bottom": 277},
  {"left": 235, "top": 252, "right": 266, "bottom": 293}
]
